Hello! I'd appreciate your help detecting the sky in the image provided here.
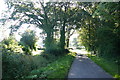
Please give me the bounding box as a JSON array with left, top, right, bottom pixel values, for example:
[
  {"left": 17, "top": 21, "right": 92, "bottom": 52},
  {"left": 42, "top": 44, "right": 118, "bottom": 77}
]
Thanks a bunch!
[
  {"left": 0, "top": 0, "right": 6, "bottom": 15},
  {"left": 0, "top": 0, "right": 8, "bottom": 18},
  {"left": 0, "top": 0, "right": 8, "bottom": 41}
]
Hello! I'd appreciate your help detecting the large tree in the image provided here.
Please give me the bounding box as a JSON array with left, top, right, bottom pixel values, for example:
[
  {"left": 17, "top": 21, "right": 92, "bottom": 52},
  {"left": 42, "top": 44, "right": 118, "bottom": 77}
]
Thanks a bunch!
[
  {"left": 4, "top": 1, "right": 60, "bottom": 51},
  {"left": 93, "top": 2, "right": 120, "bottom": 57},
  {"left": 6, "top": 1, "right": 82, "bottom": 51}
]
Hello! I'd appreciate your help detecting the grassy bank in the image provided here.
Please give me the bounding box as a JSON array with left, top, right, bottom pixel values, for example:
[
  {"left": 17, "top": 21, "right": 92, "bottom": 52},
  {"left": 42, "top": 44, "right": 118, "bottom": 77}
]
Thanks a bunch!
[
  {"left": 26, "top": 52, "right": 76, "bottom": 79},
  {"left": 87, "top": 54, "right": 120, "bottom": 78}
]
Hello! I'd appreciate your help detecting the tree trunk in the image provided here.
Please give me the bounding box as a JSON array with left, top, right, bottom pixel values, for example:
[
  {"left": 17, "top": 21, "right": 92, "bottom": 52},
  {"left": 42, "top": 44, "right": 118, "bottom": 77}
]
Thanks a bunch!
[
  {"left": 66, "top": 30, "right": 70, "bottom": 48},
  {"left": 60, "top": 5, "right": 67, "bottom": 50},
  {"left": 66, "top": 38, "right": 70, "bottom": 48},
  {"left": 45, "top": 31, "right": 53, "bottom": 50},
  {"left": 60, "top": 21, "right": 66, "bottom": 50}
]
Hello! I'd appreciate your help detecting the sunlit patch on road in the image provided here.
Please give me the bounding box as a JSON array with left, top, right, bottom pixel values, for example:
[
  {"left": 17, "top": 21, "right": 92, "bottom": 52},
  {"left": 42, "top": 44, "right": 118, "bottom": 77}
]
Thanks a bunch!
[{"left": 70, "top": 49, "right": 90, "bottom": 55}]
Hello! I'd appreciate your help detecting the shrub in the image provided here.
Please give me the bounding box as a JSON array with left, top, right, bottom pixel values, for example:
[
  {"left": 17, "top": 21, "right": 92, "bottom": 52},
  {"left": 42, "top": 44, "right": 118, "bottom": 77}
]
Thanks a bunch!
[
  {"left": 2, "top": 53, "right": 29, "bottom": 79},
  {"left": 2, "top": 50, "right": 57, "bottom": 79},
  {"left": 1, "top": 36, "right": 70, "bottom": 79},
  {"left": 44, "top": 40, "right": 70, "bottom": 56},
  {"left": 32, "top": 55, "right": 49, "bottom": 68},
  {"left": 20, "top": 30, "right": 38, "bottom": 55},
  {"left": 1, "top": 36, "right": 23, "bottom": 54},
  {"left": 2, "top": 53, "right": 53, "bottom": 79}
]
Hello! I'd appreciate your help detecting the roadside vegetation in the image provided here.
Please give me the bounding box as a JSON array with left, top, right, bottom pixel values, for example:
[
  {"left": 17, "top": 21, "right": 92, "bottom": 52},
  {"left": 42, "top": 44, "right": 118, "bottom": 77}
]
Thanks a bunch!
[
  {"left": 1, "top": 35, "right": 76, "bottom": 79},
  {"left": 87, "top": 54, "right": 120, "bottom": 78},
  {"left": 26, "top": 52, "right": 76, "bottom": 79}
]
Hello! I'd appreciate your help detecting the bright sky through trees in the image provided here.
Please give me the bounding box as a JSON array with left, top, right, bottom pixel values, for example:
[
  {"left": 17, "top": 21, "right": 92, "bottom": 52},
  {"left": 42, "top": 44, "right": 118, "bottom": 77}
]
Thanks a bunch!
[
  {"left": 0, "top": 0, "right": 42, "bottom": 42},
  {"left": 0, "top": 0, "right": 44, "bottom": 45},
  {"left": 0, "top": 0, "right": 9, "bottom": 41},
  {"left": 0, "top": 0, "right": 79, "bottom": 48},
  {"left": 0, "top": 0, "right": 6, "bottom": 17}
]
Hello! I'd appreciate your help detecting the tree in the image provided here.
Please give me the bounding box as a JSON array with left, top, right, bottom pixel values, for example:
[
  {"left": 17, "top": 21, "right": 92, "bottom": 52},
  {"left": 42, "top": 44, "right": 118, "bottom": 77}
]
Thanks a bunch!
[
  {"left": 20, "top": 30, "right": 38, "bottom": 55},
  {"left": 75, "top": 3, "right": 98, "bottom": 54},
  {"left": 56, "top": 2, "right": 79, "bottom": 49},
  {"left": 93, "top": 2, "right": 120, "bottom": 57},
  {"left": 4, "top": 1, "right": 59, "bottom": 52},
  {"left": 77, "top": 2, "right": 120, "bottom": 58}
]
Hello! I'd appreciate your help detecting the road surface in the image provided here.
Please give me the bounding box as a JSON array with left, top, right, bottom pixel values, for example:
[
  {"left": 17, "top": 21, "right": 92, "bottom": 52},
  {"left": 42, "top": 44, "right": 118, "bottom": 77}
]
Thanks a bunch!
[{"left": 68, "top": 50, "right": 115, "bottom": 79}]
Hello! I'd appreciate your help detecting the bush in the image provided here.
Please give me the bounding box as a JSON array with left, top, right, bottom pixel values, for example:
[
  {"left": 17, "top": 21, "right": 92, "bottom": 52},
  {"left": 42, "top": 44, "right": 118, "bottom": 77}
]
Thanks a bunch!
[
  {"left": 2, "top": 46, "right": 57, "bottom": 79},
  {"left": 2, "top": 53, "right": 54, "bottom": 79},
  {"left": 96, "top": 27, "right": 119, "bottom": 57},
  {"left": 32, "top": 55, "right": 49, "bottom": 68},
  {"left": 1, "top": 36, "right": 53, "bottom": 79},
  {"left": 44, "top": 40, "right": 70, "bottom": 56},
  {"left": 2, "top": 53, "right": 31, "bottom": 79},
  {"left": 1, "top": 36, "right": 71, "bottom": 79},
  {"left": 1, "top": 36, "right": 23, "bottom": 54},
  {"left": 20, "top": 30, "right": 38, "bottom": 55}
]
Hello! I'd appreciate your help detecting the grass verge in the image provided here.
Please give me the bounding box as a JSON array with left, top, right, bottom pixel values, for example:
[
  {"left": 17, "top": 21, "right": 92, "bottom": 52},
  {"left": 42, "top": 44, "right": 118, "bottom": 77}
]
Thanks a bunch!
[
  {"left": 26, "top": 52, "right": 76, "bottom": 79},
  {"left": 87, "top": 54, "right": 120, "bottom": 78}
]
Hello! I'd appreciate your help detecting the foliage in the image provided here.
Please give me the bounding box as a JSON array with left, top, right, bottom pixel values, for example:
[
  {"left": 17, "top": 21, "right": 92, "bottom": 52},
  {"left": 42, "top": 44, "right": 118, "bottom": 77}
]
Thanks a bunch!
[
  {"left": 3, "top": 54, "right": 31, "bottom": 79},
  {"left": 77, "top": 21, "right": 97, "bottom": 53},
  {"left": 77, "top": 2, "right": 120, "bottom": 58},
  {"left": 20, "top": 30, "right": 38, "bottom": 55},
  {"left": 43, "top": 38, "right": 70, "bottom": 56},
  {"left": 94, "top": 3, "right": 120, "bottom": 57},
  {"left": 1, "top": 35, "right": 62, "bottom": 79},
  {"left": 2, "top": 51, "right": 58, "bottom": 79},
  {"left": 6, "top": 1, "right": 60, "bottom": 51},
  {"left": 4, "top": 1, "right": 81, "bottom": 52},
  {"left": 1, "top": 36, "right": 58, "bottom": 79},
  {"left": 96, "top": 26, "right": 117, "bottom": 57},
  {"left": 1, "top": 36, "right": 23, "bottom": 54},
  {"left": 0, "top": 37, "right": 27, "bottom": 79},
  {"left": 26, "top": 52, "right": 76, "bottom": 79},
  {"left": 1, "top": 2, "right": 120, "bottom": 79}
]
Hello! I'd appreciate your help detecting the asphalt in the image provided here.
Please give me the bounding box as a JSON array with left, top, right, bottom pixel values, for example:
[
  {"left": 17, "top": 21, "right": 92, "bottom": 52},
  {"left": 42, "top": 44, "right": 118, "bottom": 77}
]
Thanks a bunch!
[{"left": 68, "top": 54, "right": 115, "bottom": 79}]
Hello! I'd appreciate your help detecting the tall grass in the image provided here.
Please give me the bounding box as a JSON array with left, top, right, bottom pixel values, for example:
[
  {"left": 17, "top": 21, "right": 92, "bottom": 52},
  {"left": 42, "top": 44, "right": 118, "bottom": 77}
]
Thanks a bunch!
[{"left": 26, "top": 52, "right": 76, "bottom": 79}]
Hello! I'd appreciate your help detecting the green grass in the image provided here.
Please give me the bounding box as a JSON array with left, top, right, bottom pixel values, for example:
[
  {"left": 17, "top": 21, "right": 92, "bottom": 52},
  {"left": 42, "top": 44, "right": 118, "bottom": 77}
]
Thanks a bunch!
[
  {"left": 26, "top": 52, "right": 76, "bottom": 79},
  {"left": 87, "top": 54, "right": 120, "bottom": 78}
]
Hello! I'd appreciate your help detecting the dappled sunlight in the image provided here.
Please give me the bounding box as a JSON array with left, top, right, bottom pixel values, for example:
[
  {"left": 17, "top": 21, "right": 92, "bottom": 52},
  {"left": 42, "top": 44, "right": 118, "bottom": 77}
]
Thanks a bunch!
[
  {"left": 70, "top": 49, "right": 90, "bottom": 55},
  {"left": 68, "top": 53, "right": 113, "bottom": 78},
  {"left": 32, "top": 50, "right": 43, "bottom": 55}
]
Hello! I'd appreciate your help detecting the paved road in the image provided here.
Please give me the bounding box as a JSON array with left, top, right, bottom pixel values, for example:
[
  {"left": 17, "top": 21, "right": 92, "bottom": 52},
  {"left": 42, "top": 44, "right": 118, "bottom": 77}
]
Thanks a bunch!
[{"left": 68, "top": 54, "right": 114, "bottom": 79}]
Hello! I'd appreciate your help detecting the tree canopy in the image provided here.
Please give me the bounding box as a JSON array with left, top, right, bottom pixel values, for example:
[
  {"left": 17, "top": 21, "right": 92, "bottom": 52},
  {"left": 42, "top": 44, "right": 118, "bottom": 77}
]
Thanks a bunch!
[{"left": 1, "top": 1, "right": 119, "bottom": 57}]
